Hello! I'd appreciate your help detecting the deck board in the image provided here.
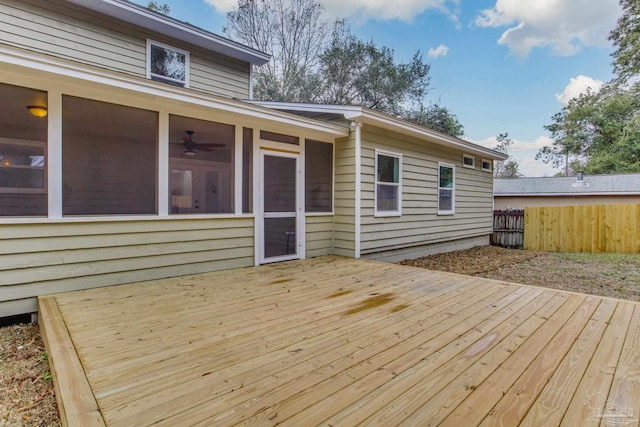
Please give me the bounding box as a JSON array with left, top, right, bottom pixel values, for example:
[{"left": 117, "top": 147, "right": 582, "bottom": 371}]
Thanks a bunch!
[{"left": 39, "top": 256, "right": 640, "bottom": 427}]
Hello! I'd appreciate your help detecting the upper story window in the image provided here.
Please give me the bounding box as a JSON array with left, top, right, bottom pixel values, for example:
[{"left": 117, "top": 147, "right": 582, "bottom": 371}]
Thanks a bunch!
[
  {"left": 147, "top": 40, "right": 189, "bottom": 87},
  {"left": 375, "top": 149, "right": 402, "bottom": 217},
  {"left": 482, "top": 159, "right": 493, "bottom": 172}
]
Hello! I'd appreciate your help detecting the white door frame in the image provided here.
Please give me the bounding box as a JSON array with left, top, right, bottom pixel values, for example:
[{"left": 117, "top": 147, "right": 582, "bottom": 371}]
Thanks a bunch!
[{"left": 258, "top": 149, "right": 303, "bottom": 264}]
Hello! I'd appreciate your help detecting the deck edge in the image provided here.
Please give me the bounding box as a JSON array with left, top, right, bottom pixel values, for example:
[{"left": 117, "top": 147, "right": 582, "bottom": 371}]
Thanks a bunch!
[{"left": 38, "top": 296, "right": 106, "bottom": 427}]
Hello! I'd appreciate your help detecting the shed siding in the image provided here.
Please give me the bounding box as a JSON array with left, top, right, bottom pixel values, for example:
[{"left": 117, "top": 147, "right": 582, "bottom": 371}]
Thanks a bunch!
[
  {"left": 305, "top": 215, "right": 334, "bottom": 258},
  {"left": 0, "top": 217, "right": 254, "bottom": 317},
  {"left": 333, "top": 135, "right": 356, "bottom": 257},
  {"left": 360, "top": 128, "right": 493, "bottom": 257},
  {"left": 0, "top": 0, "right": 250, "bottom": 98}
]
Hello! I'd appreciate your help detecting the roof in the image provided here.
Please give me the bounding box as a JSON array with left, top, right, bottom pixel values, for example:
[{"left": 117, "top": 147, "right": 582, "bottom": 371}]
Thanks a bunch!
[
  {"left": 64, "top": 0, "right": 270, "bottom": 66},
  {"left": 248, "top": 102, "right": 508, "bottom": 161},
  {"left": 494, "top": 174, "right": 640, "bottom": 196}
]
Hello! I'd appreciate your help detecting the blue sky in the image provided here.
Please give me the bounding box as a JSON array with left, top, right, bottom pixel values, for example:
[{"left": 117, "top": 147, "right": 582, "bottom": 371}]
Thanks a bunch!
[{"left": 134, "top": 0, "right": 622, "bottom": 176}]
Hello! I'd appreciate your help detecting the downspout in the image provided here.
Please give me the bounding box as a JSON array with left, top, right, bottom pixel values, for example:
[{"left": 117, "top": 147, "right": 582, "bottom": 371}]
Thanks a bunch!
[
  {"left": 351, "top": 121, "right": 363, "bottom": 259},
  {"left": 248, "top": 65, "right": 254, "bottom": 100}
]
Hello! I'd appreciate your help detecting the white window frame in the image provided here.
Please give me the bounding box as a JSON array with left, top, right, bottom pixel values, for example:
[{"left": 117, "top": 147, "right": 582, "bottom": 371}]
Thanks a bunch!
[
  {"left": 481, "top": 159, "right": 493, "bottom": 172},
  {"left": 146, "top": 40, "right": 190, "bottom": 88},
  {"left": 438, "top": 162, "right": 455, "bottom": 215},
  {"left": 462, "top": 153, "right": 475, "bottom": 169},
  {"left": 374, "top": 149, "right": 402, "bottom": 217}
]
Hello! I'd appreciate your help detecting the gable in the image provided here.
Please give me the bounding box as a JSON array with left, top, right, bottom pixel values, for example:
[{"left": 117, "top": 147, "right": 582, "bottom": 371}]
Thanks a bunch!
[{"left": 0, "top": 0, "right": 252, "bottom": 98}]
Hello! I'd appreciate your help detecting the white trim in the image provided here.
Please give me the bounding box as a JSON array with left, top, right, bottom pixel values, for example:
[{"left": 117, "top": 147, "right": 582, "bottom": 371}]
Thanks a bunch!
[
  {"left": 298, "top": 137, "right": 306, "bottom": 259},
  {"left": 0, "top": 213, "right": 254, "bottom": 225},
  {"left": 258, "top": 150, "right": 302, "bottom": 264},
  {"left": 481, "top": 158, "right": 493, "bottom": 172},
  {"left": 249, "top": 65, "right": 254, "bottom": 100},
  {"left": 353, "top": 121, "right": 362, "bottom": 259},
  {"left": 47, "top": 91, "right": 63, "bottom": 219},
  {"left": 374, "top": 149, "right": 403, "bottom": 218},
  {"left": 234, "top": 125, "right": 243, "bottom": 215},
  {"left": 438, "top": 162, "right": 455, "bottom": 215},
  {"left": 462, "top": 154, "right": 475, "bottom": 169},
  {"left": 146, "top": 39, "right": 190, "bottom": 88},
  {"left": 157, "top": 111, "right": 169, "bottom": 216},
  {"left": 252, "top": 130, "right": 260, "bottom": 266}
]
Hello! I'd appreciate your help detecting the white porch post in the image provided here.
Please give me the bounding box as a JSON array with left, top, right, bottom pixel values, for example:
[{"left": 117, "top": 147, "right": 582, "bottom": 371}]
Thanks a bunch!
[
  {"left": 158, "top": 111, "right": 169, "bottom": 217},
  {"left": 352, "top": 121, "right": 363, "bottom": 259},
  {"left": 47, "top": 91, "right": 62, "bottom": 219}
]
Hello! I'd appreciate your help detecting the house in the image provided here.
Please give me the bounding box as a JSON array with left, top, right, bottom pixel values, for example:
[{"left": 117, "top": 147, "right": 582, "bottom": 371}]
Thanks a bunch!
[
  {"left": 494, "top": 173, "right": 640, "bottom": 209},
  {"left": 0, "top": 0, "right": 506, "bottom": 318}
]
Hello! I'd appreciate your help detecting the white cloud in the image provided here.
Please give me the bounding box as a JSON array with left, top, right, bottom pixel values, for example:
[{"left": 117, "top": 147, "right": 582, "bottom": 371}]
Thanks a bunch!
[
  {"left": 470, "top": 135, "right": 555, "bottom": 177},
  {"left": 428, "top": 44, "right": 449, "bottom": 58},
  {"left": 475, "top": 0, "right": 621, "bottom": 56},
  {"left": 555, "top": 75, "right": 604, "bottom": 106},
  {"left": 203, "top": 0, "right": 236, "bottom": 13},
  {"left": 204, "top": 0, "right": 460, "bottom": 23}
]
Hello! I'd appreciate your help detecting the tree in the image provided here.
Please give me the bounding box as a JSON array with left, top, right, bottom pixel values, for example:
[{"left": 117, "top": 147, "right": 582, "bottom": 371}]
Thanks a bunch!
[
  {"left": 538, "top": 84, "right": 640, "bottom": 174},
  {"left": 317, "top": 22, "right": 430, "bottom": 117},
  {"left": 609, "top": 0, "right": 640, "bottom": 82},
  {"left": 402, "top": 104, "right": 464, "bottom": 137},
  {"left": 147, "top": 1, "right": 170, "bottom": 14},
  {"left": 224, "top": 0, "right": 329, "bottom": 101},
  {"left": 224, "top": 0, "right": 464, "bottom": 135},
  {"left": 493, "top": 133, "right": 522, "bottom": 178}
]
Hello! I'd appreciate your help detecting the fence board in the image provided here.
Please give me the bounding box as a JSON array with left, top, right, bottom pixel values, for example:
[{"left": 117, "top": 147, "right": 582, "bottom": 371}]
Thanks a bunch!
[
  {"left": 524, "top": 204, "right": 640, "bottom": 254},
  {"left": 492, "top": 210, "right": 524, "bottom": 248}
]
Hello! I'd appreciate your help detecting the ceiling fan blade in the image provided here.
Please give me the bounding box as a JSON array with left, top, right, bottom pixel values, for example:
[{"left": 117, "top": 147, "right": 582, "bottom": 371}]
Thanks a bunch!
[{"left": 196, "top": 143, "right": 226, "bottom": 148}]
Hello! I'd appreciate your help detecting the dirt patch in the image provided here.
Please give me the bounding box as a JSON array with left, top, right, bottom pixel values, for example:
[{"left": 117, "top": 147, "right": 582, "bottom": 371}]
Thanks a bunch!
[
  {"left": 401, "top": 246, "right": 640, "bottom": 301},
  {"left": 0, "top": 323, "right": 60, "bottom": 427}
]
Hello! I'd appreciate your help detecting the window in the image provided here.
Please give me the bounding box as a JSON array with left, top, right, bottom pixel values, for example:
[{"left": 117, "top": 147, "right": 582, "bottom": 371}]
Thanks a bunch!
[
  {"left": 147, "top": 40, "right": 189, "bottom": 87},
  {"left": 62, "top": 96, "right": 158, "bottom": 215},
  {"left": 375, "top": 150, "right": 402, "bottom": 216},
  {"left": 305, "top": 140, "right": 333, "bottom": 213},
  {"left": 0, "top": 83, "right": 48, "bottom": 216},
  {"left": 482, "top": 159, "right": 492, "bottom": 172},
  {"left": 463, "top": 154, "right": 475, "bottom": 169},
  {"left": 438, "top": 163, "right": 455, "bottom": 215},
  {"left": 169, "top": 115, "right": 235, "bottom": 214}
]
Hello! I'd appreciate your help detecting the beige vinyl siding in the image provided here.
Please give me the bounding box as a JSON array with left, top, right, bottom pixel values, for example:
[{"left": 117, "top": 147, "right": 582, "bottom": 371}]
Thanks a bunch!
[
  {"left": 333, "top": 135, "right": 356, "bottom": 257},
  {"left": 0, "top": 0, "right": 250, "bottom": 98},
  {"left": 305, "top": 215, "right": 334, "bottom": 258},
  {"left": 0, "top": 217, "right": 254, "bottom": 317},
  {"left": 360, "top": 128, "right": 493, "bottom": 256}
]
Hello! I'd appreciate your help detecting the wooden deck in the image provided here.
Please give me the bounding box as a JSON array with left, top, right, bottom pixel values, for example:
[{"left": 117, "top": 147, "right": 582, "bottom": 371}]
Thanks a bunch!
[{"left": 39, "top": 256, "right": 640, "bottom": 426}]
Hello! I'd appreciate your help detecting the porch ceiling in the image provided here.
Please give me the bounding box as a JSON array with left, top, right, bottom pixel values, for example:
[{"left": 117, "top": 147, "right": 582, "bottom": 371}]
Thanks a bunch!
[{"left": 39, "top": 256, "right": 640, "bottom": 426}]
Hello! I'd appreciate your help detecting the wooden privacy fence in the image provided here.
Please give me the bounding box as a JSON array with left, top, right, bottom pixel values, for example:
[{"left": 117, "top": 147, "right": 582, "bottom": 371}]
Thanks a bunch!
[
  {"left": 492, "top": 209, "right": 525, "bottom": 248},
  {"left": 524, "top": 204, "right": 640, "bottom": 253}
]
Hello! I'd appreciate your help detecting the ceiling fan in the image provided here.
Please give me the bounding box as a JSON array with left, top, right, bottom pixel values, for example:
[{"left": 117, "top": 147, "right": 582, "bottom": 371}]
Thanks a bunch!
[{"left": 174, "top": 130, "right": 225, "bottom": 156}]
